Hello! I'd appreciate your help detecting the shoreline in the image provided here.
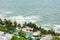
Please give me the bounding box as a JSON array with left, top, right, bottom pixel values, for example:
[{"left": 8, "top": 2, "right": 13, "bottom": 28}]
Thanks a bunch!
[{"left": 0, "top": 18, "right": 60, "bottom": 33}]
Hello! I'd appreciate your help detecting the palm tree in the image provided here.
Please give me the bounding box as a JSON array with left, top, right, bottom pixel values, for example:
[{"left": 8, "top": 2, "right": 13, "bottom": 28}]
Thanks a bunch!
[
  {"left": 0, "top": 18, "right": 2, "bottom": 24},
  {"left": 14, "top": 21, "right": 17, "bottom": 27},
  {"left": 19, "top": 30, "right": 26, "bottom": 37},
  {"left": 18, "top": 23, "right": 21, "bottom": 27}
]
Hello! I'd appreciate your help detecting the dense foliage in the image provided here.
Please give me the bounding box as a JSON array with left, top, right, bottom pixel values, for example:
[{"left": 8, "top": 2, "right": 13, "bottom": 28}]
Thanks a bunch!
[
  {"left": 19, "top": 30, "right": 26, "bottom": 37},
  {"left": 11, "top": 36, "right": 20, "bottom": 40},
  {"left": 11, "top": 36, "right": 33, "bottom": 40}
]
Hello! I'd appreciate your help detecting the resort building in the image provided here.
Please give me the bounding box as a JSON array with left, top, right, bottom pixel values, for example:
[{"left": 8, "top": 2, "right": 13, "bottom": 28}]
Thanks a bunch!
[
  {"left": 21, "top": 26, "right": 41, "bottom": 38},
  {"left": 32, "top": 31, "right": 41, "bottom": 37},
  {"left": 22, "top": 26, "right": 33, "bottom": 33},
  {"left": 0, "top": 31, "right": 13, "bottom": 40},
  {"left": 40, "top": 34, "right": 52, "bottom": 40},
  {"left": 16, "top": 27, "right": 20, "bottom": 30}
]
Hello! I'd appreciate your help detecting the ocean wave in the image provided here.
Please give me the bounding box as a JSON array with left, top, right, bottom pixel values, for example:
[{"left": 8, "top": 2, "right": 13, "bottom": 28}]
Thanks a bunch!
[
  {"left": 0, "top": 10, "right": 13, "bottom": 15},
  {"left": 0, "top": 10, "right": 13, "bottom": 20},
  {"left": 6, "top": 15, "right": 40, "bottom": 23},
  {"left": 0, "top": 10, "right": 60, "bottom": 33},
  {"left": 53, "top": 25, "right": 60, "bottom": 33},
  {"left": 41, "top": 24, "right": 60, "bottom": 33}
]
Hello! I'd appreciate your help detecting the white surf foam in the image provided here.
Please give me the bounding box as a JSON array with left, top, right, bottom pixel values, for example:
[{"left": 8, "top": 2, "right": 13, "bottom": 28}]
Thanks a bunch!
[
  {"left": 53, "top": 25, "right": 60, "bottom": 33},
  {"left": 41, "top": 24, "right": 60, "bottom": 33},
  {"left": 7, "top": 15, "right": 40, "bottom": 24},
  {"left": 0, "top": 10, "right": 13, "bottom": 20},
  {"left": 41, "top": 24, "right": 53, "bottom": 30},
  {"left": 0, "top": 10, "right": 13, "bottom": 15}
]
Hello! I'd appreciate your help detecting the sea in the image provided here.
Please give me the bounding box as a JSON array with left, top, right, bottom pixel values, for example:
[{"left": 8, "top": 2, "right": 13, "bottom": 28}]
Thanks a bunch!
[{"left": 0, "top": 0, "right": 60, "bottom": 33}]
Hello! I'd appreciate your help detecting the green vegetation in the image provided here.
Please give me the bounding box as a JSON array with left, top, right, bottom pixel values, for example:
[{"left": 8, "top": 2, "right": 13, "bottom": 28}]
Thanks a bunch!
[
  {"left": 11, "top": 35, "right": 33, "bottom": 40},
  {"left": 0, "top": 18, "right": 59, "bottom": 36},
  {"left": 19, "top": 30, "right": 26, "bottom": 37},
  {"left": 0, "top": 18, "right": 60, "bottom": 40},
  {"left": 0, "top": 25, "right": 9, "bottom": 33},
  {"left": 0, "top": 18, "right": 21, "bottom": 31},
  {"left": 25, "top": 22, "right": 59, "bottom": 36},
  {"left": 52, "top": 37, "right": 60, "bottom": 40},
  {"left": 27, "top": 22, "right": 38, "bottom": 31},
  {"left": 11, "top": 36, "right": 20, "bottom": 40}
]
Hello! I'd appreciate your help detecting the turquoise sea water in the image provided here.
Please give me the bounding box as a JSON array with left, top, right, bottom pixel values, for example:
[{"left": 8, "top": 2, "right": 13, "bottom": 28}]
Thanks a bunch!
[{"left": 0, "top": 0, "right": 60, "bottom": 33}]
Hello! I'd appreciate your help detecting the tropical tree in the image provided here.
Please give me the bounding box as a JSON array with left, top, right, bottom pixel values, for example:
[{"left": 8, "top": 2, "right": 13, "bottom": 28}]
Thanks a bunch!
[
  {"left": 11, "top": 36, "right": 20, "bottom": 40},
  {"left": 4, "top": 19, "right": 8, "bottom": 24},
  {"left": 14, "top": 21, "right": 17, "bottom": 27},
  {"left": 18, "top": 23, "right": 21, "bottom": 27},
  {"left": 40, "top": 29, "right": 47, "bottom": 34},
  {"left": 23, "top": 22, "right": 27, "bottom": 27},
  {"left": 47, "top": 29, "right": 56, "bottom": 35},
  {"left": 27, "top": 37, "right": 33, "bottom": 40},
  {"left": 27, "top": 22, "right": 38, "bottom": 31},
  {"left": 0, "top": 18, "right": 3, "bottom": 24},
  {"left": 19, "top": 31, "right": 26, "bottom": 37}
]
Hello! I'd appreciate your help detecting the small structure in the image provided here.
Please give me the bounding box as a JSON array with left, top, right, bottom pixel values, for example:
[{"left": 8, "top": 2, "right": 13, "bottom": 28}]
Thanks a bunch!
[
  {"left": 22, "top": 26, "right": 33, "bottom": 33},
  {"left": 0, "top": 31, "right": 13, "bottom": 40},
  {"left": 32, "top": 31, "right": 41, "bottom": 39},
  {"left": 16, "top": 27, "right": 20, "bottom": 30},
  {"left": 32, "top": 31, "right": 40, "bottom": 36},
  {"left": 40, "top": 34, "right": 52, "bottom": 40}
]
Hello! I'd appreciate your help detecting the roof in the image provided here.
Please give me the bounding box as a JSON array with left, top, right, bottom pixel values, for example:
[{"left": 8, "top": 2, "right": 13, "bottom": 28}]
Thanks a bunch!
[
  {"left": 22, "top": 26, "right": 33, "bottom": 30},
  {"left": 40, "top": 34, "right": 52, "bottom": 40},
  {"left": 0, "top": 31, "right": 13, "bottom": 40},
  {"left": 32, "top": 31, "right": 40, "bottom": 36}
]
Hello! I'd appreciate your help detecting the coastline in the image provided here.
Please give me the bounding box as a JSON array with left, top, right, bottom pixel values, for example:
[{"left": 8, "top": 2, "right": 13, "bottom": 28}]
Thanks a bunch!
[
  {"left": 0, "top": 18, "right": 60, "bottom": 40},
  {"left": 0, "top": 17, "right": 60, "bottom": 33}
]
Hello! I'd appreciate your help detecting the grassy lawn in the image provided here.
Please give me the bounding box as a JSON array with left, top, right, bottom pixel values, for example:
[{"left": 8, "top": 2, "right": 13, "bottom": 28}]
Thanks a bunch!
[{"left": 52, "top": 37, "right": 60, "bottom": 40}]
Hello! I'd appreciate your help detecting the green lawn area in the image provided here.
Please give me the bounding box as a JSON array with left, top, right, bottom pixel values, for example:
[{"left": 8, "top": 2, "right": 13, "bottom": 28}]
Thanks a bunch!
[
  {"left": 11, "top": 35, "right": 33, "bottom": 40},
  {"left": 52, "top": 37, "right": 60, "bottom": 40}
]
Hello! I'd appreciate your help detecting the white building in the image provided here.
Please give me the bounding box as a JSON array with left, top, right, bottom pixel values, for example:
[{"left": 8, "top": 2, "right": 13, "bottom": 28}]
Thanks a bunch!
[
  {"left": 22, "top": 27, "right": 33, "bottom": 33},
  {"left": 40, "top": 34, "right": 52, "bottom": 40},
  {"left": 0, "top": 31, "right": 13, "bottom": 40},
  {"left": 32, "top": 31, "right": 41, "bottom": 36}
]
